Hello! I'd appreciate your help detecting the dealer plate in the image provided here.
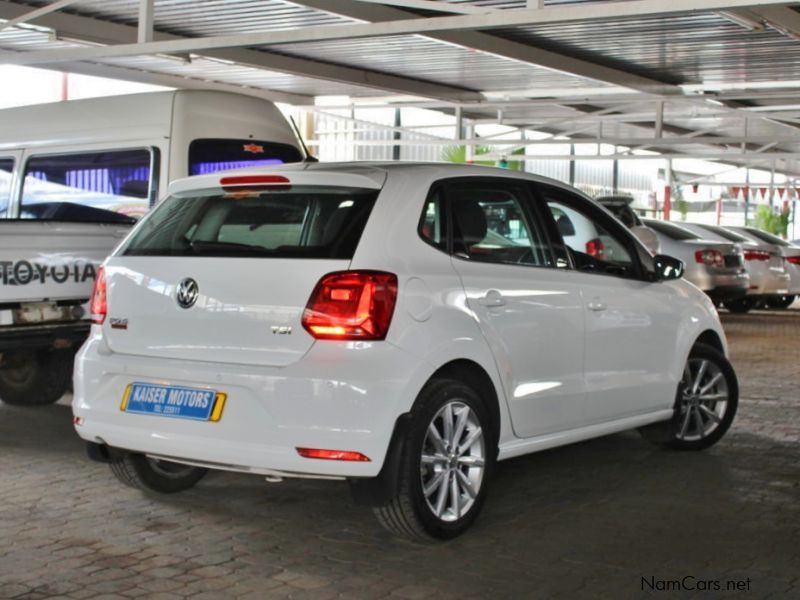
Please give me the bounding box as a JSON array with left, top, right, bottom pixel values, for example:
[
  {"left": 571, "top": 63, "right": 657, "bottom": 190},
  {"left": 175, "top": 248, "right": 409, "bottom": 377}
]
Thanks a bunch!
[{"left": 121, "top": 382, "right": 226, "bottom": 422}]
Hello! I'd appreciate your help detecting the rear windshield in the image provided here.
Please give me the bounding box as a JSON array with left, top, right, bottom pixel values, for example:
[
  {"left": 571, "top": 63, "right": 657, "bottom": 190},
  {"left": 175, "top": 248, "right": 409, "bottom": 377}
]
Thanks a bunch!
[
  {"left": 697, "top": 224, "right": 750, "bottom": 243},
  {"left": 189, "top": 139, "right": 303, "bottom": 176},
  {"left": 601, "top": 203, "right": 641, "bottom": 228},
  {"left": 644, "top": 220, "right": 699, "bottom": 240},
  {"left": 741, "top": 227, "right": 790, "bottom": 247},
  {"left": 122, "top": 186, "right": 378, "bottom": 259}
]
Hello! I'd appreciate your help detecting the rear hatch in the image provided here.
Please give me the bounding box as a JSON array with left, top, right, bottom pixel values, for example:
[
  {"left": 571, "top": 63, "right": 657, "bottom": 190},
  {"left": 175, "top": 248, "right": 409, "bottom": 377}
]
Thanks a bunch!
[{"left": 103, "top": 170, "right": 384, "bottom": 367}]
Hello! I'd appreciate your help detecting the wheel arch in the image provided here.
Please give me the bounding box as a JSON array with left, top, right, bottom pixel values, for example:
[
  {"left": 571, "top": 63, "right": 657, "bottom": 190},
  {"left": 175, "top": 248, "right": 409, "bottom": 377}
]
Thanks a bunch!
[
  {"left": 695, "top": 329, "right": 725, "bottom": 355},
  {"left": 426, "top": 359, "right": 501, "bottom": 448}
]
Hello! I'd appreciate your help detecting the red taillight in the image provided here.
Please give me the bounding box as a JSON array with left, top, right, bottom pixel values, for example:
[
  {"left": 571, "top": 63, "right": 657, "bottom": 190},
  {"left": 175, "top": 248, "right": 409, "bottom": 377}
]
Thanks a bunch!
[
  {"left": 302, "top": 271, "right": 397, "bottom": 341},
  {"left": 785, "top": 256, "right": 800, "bottom": 265},
  {"left": 694, "top": 249, "right": 724, "bottom": 269},
  {"left": 89, "top": 266, "right": 107, "bottom": 325},
  {"left": 585, "top": 238, "right": 605, "bottom": 258},
  {"left": 743, "top": 249, "right": 770, "bottom": 262},
  {"left": 296, "top": 447, "right": 371, "bottom": 462}
]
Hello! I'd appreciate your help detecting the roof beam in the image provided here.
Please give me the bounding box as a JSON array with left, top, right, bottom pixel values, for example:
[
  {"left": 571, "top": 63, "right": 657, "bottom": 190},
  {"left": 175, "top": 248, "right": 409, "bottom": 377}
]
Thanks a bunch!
[
  {"left": 33, "top": 59, "right": 310, "bottom": 105},
  {"left": 1, "top": 0, "right": 794, "bottom": 68},
  {"left": 748, "top": 5, "right": 800, "bottom": 38},
  {"left": 349, "top": 0, "right": 496, "bottom": 14},
  {"left": 137, "top": 0, "right": 154, "bottom": 44},
  {"left": 0, "top": 0, "right": 79, "bottom": 33},
  {"left": 0, "top": 1, "right": 480, "bottom": 102}
]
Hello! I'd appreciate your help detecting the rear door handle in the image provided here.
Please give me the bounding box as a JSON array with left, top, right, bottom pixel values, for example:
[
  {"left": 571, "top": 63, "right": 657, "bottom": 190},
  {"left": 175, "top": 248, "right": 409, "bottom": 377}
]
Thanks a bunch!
[
  {"left": 478, "top": 290, "right": 506, "bottom": 307},
  {"left": 587, "top": 299, "right": 607, "bottom": 312}
]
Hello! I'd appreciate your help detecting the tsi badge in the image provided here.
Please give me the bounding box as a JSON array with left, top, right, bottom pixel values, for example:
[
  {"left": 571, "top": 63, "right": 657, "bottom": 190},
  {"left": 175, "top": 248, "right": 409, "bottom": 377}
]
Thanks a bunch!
[
  {"left": 271, "top": 325, "right": 292, "bottom": 335},
  {"left": 176, "top": 278, "right": 199, "bottom": 309}
]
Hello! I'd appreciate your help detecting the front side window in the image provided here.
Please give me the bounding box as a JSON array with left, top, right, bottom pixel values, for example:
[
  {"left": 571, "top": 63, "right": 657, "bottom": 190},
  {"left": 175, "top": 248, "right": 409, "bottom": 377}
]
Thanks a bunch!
[
  {"left": 123, "top": 185, "right": 378, "bottom": 259},
  {"left": 447, "top": 181, "right": 553, "bottom": 267},
  {"left": 540, "top": 185, "right": 637, "bottom": 279},
  {"left": 21, "top": 149, "right": 153, "bottom": 223},
  {"left": 0, "top": 158, "right": 13, "bottom": 217},
  {"left": 189, "top": 139, "right": 304, "bottom": 176}
]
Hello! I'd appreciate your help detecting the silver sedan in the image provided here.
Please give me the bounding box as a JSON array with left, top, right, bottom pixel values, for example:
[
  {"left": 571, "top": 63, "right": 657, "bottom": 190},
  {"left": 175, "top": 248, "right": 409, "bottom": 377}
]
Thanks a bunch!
[{"left": 642, "top": 219, "right": 749, "bottom": 305}]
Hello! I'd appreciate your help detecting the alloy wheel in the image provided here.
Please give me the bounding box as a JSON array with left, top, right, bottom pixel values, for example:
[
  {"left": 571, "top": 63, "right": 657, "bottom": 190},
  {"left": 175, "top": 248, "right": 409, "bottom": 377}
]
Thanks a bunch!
[
  {"left": 676, "top": 358, "right": 730, "bottom": 442},
  {"left": 420, "top": 401, "right": 485, "bottom": 522}
]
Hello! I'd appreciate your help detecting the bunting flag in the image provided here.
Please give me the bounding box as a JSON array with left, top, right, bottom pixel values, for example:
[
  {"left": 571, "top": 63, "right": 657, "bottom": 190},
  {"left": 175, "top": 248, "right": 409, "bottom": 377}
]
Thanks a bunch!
[
  {"left": 777, "top": 187, "right": 786, "bottom": 199},
  {"left": 759, "top": 187, "right": 768, "bottom": 199},
  {"left": 692, "top": 184, "right": 699, "bottom": 193},
  {"left": 730, "top": 186, "right": 741, "bottom": 198}
]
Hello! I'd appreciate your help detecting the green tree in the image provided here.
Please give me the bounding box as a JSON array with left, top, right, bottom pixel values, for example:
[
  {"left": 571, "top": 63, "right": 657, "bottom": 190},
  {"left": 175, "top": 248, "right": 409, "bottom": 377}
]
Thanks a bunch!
[
  {"left": 441, "top": 145, "right": 525, "bottom": 171},
  {"left": 752, "top": 205, "right": 791, "bottom": 238}
]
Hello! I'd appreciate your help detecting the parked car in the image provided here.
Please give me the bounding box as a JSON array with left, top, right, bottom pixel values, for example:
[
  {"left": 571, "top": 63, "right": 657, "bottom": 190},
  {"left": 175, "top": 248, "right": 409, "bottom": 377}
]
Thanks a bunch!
[
  {"left": 73, "top": 163, "right": 738, "bottom": 540},
  {"left": 729, "top": 226, "right": 800, "bottom": 309},
  {"left": 596, "top": 195, "right": 660, "bottom": 254},
  {"left": 681, "top": 223, "right": 790, "bottom": 313},
  {"left": 641, "top": 219, "right": 749, "bottom": 305}
]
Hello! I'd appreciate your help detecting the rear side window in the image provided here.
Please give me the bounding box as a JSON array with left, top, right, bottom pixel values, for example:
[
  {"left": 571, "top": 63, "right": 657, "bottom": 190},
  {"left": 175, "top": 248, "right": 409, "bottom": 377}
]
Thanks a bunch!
[
  {"left": 0, "top": 158, "right": 13, "bottom": 217},
  {"left": 21, "top": 149, "right": 153, "bottom": 223},
  {"left": 189, "top": 139, "right": 304, "bottom": 175},
  {"left": 122, "top": 186, "right": 378, "bottom": 259},
  {"left": 419, "top": 190, "right": 447, "bottom": 251}
]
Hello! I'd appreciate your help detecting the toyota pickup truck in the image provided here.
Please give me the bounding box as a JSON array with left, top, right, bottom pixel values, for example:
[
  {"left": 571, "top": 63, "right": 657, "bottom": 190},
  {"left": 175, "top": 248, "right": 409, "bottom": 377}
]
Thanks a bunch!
[
  {"left": 0, "top": 89, "right": 306, "bottom": 405},
  {"left": 0, "top": 220, "right": 133, "bottom": 405}
]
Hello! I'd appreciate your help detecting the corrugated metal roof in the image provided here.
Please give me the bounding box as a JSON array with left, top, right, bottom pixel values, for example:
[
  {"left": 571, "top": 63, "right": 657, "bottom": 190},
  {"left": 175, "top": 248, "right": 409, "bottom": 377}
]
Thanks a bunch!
[{"left": 271, "top": 35, "right": 617, "bottom": 93}]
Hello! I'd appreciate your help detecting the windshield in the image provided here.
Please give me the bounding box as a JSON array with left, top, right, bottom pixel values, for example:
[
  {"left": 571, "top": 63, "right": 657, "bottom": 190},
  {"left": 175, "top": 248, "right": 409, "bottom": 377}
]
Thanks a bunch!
[
  {"left": 741, "top": 227, "right": 791, "bottom": 247},
  {"left": 122, "top": 185, "right": 378, "bottom": 259},
  {"left": 697, "top": 224, "right": 750, "bottom": 243},
  {"left": 644, "top": 220, "right": 699, "bottom": 241}
]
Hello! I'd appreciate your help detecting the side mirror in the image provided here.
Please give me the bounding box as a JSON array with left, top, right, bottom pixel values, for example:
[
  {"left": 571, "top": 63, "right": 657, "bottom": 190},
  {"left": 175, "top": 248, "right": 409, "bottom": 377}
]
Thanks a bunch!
[{"left": 653, "top": 254, "right": 684, "bottom": 281}]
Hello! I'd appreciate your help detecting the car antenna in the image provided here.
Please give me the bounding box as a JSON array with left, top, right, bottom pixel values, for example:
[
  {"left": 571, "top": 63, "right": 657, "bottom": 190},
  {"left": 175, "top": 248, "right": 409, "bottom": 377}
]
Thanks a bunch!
[{"left": 289, "top": 115, "right": 319, "bottom": 163}]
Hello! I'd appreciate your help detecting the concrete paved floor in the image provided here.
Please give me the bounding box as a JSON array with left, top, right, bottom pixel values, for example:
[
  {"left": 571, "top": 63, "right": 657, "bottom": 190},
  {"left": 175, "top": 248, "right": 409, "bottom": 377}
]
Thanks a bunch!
[{"left": 1, "top": 310, "right": 798, "bottom": 599}]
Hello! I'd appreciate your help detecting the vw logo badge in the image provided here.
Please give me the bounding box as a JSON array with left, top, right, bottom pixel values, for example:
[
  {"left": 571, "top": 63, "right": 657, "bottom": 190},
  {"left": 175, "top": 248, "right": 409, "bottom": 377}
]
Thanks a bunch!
[{"left": 176, "top": 278, "right": 199, "bottom": 309}]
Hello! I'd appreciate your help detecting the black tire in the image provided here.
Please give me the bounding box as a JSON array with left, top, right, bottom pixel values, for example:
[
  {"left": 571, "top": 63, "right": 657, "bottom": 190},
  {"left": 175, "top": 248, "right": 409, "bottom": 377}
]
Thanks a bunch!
[
  {"left": 723, "top": 297, "right": 756, "bottom": 314},
  {"left": 640, "top": 344, "right": 738, "bottom": 451},
  {"left": 766, "top": 294, "right": 796, "bottom": 309},
  {"left": 373, "top": 378, "right": 496, "bottom": 541},
  {"left": 0, "top": 349, "right": 73, "bottom": 406},
  {"left": 109, "top": 453, "right": 208, "bottom": 493}
]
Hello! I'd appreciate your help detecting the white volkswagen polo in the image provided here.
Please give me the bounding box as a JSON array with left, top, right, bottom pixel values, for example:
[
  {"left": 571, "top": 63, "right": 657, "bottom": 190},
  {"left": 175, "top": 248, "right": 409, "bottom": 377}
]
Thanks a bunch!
[{"left": 73, "top": 163, "right": 738, "bottom": 540}]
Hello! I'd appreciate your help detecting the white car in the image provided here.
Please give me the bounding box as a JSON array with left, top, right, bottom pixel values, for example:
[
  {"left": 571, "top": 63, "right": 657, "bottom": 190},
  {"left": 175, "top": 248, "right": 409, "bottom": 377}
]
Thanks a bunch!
[{"left": 73, "top": 163, "right": 739, "bottom": 540}]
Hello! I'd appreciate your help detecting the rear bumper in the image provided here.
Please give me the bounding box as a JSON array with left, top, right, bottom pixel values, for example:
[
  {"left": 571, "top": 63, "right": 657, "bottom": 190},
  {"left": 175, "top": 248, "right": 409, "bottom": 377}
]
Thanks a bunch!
[
  {"left": 688, "top": 270, "right": 749, "bottom": 296},
  {"left": 705, "top": 284, "right": 748, "bottom": 302},
  {"left": 0, "top": 321, "right": 90, "bottom": 352},
  {"left": 72, "top": 335, "right": 422, "bottom": 478},
  {"left": 746, "top": 270, "right": 790, "bottom": 296}
]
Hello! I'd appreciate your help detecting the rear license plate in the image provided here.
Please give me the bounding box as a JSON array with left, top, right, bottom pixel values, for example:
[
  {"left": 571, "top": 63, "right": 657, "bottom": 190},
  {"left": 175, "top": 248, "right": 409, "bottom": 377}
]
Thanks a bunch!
[{"left": 121, "top": 383, "right": 226, "bottom": 422}]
